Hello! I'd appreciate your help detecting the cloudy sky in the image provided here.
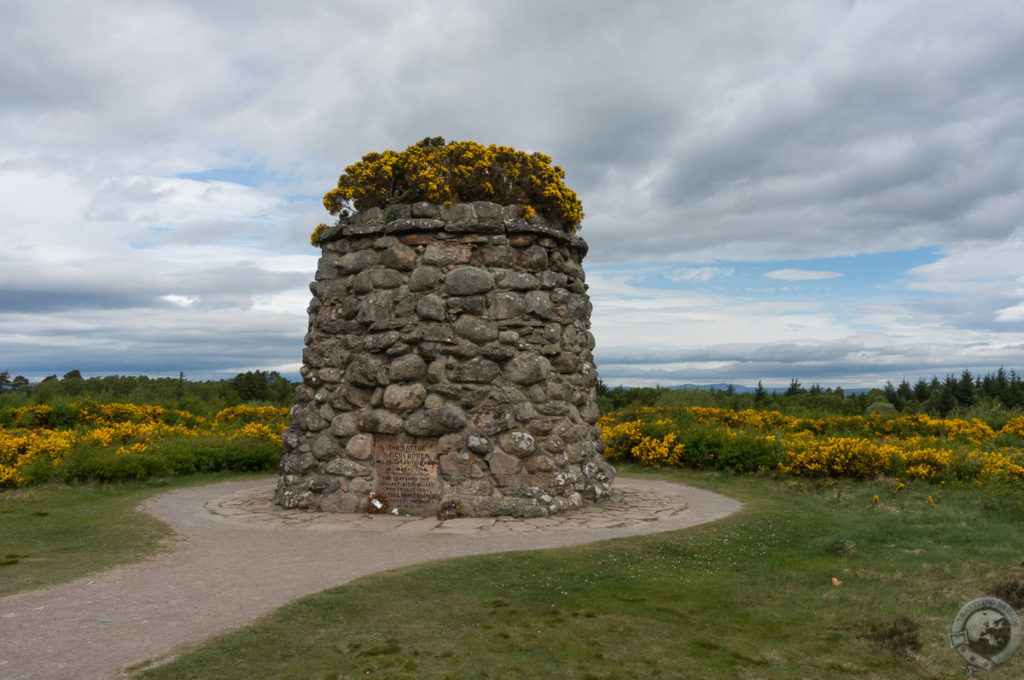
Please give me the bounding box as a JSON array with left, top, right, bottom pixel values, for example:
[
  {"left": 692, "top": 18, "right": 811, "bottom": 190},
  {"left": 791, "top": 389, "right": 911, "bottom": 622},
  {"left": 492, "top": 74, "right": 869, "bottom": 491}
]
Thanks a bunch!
[{"left": 2, "top": 0, "right": 1023, "bottom": 389}]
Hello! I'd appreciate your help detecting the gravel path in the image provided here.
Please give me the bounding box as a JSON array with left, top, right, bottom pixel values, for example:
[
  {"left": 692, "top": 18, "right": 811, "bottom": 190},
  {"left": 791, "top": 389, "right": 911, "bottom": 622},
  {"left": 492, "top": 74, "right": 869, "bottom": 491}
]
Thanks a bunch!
[{"left": 0, "top": 477, "right": 741, "bottom": 680}]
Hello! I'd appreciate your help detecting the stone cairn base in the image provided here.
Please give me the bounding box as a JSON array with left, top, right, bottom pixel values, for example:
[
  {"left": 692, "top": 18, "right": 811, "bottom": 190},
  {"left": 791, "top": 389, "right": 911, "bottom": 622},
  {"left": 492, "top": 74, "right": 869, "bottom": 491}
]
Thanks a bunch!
[{"left": 275, "top": 201, "right": 614, "bottom": 517}]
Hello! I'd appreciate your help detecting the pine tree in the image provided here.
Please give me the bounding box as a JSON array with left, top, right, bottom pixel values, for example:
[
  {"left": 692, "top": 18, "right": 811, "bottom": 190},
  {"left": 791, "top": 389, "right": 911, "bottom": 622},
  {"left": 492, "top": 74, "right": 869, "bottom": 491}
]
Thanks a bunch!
[{"left": 754, "top": 381, "right": 767, "bottom": 403}]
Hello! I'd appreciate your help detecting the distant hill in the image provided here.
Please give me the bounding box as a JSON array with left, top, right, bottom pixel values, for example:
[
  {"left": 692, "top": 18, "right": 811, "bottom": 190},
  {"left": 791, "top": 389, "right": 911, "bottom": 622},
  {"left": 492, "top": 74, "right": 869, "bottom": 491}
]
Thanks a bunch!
[{"left": 629, "top": 383, "right": 876, "bottom": 395}]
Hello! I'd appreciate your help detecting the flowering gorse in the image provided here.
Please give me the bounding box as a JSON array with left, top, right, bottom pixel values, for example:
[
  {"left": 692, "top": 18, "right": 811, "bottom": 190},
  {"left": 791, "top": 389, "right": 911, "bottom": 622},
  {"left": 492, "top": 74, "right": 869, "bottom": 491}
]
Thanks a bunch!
[
  {"left": 599, "top": 405, "right": 1024, "bottom": 485},
  {"left": 633, "top": 433, "right": 685, "bottom": 468},
  {"left": 777, "top": 437, "right": 896, "bottom": 479},
  {"left": 1, "top": 402, "right": 289, "bottom": 487},
  {"left": 313, "top": 137, "right": 583, "bottom": 245},
  {"left": 227, "top": 422, "right": 282, "bottom": 442}
]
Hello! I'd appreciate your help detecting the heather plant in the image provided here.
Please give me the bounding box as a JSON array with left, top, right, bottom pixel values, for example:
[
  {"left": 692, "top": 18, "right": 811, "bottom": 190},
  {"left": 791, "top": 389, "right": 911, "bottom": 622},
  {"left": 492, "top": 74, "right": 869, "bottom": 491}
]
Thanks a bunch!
[{"left": 312, "top": 137, "right": 584, "bottom": 245}]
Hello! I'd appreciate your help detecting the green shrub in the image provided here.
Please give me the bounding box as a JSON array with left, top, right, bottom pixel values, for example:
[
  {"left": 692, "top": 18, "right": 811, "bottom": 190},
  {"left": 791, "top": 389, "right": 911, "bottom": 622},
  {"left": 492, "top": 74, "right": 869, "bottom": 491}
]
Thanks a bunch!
[
  {"left": 30, "top": 438, "right": 282, "bottom": 485},
  {"left": 49, "top": 403, "right": 79, "bottom": 429},
  {"left": 676, "top": 424, "right": 727, "bottom": 468},
  {"left": 718, "top": 432, "right": 784, "bottom": 473},
  {"left": 865, "top": 401, "right": 897, "bottom": 416}
]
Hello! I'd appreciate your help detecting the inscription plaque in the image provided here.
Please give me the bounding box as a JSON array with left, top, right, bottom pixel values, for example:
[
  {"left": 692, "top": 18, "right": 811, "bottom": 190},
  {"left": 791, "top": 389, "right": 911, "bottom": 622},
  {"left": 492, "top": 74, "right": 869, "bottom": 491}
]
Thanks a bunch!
[{"left": 373, "top": 435, "right": 441, "bottom": 513}]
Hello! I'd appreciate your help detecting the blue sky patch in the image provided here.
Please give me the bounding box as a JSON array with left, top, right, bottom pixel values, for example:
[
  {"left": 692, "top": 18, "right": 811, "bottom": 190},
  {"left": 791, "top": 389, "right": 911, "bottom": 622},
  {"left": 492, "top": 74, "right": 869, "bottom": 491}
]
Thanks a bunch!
[
  {"left": 589, "top": 246, "right": 946, "bottom": 303},
  {"left": 178, "top": 164, "right": 275, "bottom": 187}
]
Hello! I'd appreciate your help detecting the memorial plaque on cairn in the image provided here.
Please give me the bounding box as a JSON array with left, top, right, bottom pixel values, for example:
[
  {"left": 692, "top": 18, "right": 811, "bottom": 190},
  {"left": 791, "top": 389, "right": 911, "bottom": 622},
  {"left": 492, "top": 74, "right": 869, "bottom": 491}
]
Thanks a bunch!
[{"left": 373, "top": 436, "right": 441, "bottom": 513}]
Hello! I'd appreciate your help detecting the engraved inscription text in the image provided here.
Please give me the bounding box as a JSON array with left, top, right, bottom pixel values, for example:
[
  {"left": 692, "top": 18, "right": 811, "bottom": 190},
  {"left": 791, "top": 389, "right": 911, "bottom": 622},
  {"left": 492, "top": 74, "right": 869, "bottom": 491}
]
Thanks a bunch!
[{"left": 373, "top": 435, "right": 441, "bottom": 512}]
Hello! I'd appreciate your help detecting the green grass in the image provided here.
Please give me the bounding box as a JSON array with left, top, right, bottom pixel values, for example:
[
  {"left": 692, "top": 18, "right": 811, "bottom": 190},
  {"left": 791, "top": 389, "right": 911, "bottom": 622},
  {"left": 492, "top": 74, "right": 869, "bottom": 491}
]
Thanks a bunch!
[
  {"left": 130, "top": 466, "right": 1024, "bottom": 679},
  {"left": 0, "top": 472, "right": 272, "bottom": 596}
]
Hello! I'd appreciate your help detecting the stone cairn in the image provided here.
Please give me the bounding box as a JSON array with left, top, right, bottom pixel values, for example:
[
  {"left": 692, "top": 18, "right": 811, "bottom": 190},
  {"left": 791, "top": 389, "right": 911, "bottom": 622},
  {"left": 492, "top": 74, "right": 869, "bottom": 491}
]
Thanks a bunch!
[{"left": 275, "top": 201, "right": 615, "bottom": 517}]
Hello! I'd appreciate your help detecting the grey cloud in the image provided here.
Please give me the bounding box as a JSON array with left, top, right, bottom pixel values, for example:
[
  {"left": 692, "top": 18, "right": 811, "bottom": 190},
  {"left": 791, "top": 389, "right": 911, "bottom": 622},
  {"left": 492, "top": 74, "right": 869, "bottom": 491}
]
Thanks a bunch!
[
  {"left": 574, "top": 3, "right": 1024, "bottom": 262},
  {"left": 595, "top": 355, "right": 1024, "bottom": 389},
  {"left": 3, "top": 339, "right": 302, "bottom": 382},
  {"left": 0, "top": 289, "right": 154, "bottom": 314},
  {"left": 3, "top": 0, "right": 1024, "bottom": 385},
  {"left": 0, "top": 261, "right": 308, "bottom": 313},
  {"left": 863, "top": 295, "right": 1024, "bottom": 336},
  {"left": 596, "top": 342, "right": 857, "bottom": 366},
  {"left": 594, "top": 332, "right": 1024, "bottom": 387},
  {"left": 1, "top": 307, "right": 304, "bottom": 381}
]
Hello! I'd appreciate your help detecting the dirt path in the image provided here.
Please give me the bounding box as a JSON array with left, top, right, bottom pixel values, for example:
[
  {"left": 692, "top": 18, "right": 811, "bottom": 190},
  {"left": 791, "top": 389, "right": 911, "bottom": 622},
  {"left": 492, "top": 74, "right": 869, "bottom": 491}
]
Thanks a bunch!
[{"left": 0, "top": 477, "right": 741, "bottom": 680}]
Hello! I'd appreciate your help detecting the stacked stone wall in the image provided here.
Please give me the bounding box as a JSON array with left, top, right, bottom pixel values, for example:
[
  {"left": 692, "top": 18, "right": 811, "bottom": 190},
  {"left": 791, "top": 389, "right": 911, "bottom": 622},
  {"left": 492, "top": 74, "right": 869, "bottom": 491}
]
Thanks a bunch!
[{"left": 275, "top": 201, "right": 614, "bottom": 517}]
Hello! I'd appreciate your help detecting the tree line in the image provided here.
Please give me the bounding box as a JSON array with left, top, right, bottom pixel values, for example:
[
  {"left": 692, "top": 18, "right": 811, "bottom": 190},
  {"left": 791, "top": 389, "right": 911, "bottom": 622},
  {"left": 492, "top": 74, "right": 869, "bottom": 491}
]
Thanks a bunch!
[
  {"left": 877, "top": 368, "right": 1024, "bottom": 416},
  {"left": 8, "top": 366, "right": 1024, "bottom": 422},
  {"left": 0, "top": 370, "right": 295, "bottom": 415},
  {"left": 597, "top": 367, "right": 1024, "bottom": 423}
]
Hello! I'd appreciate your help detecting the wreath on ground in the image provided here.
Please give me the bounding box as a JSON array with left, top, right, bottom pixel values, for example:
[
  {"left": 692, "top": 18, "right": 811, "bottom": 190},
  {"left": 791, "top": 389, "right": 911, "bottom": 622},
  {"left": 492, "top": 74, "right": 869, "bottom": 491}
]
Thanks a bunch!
[{"left": 437, "top": 499, "right": 461, "bottom": 521}]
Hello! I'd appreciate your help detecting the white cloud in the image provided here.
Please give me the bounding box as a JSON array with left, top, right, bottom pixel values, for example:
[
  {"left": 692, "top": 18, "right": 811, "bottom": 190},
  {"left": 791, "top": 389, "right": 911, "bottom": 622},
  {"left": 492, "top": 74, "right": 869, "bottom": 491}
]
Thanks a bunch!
[
  {"left": 588, "top": 271, "right": 853, "bottom": 361},
  {"left": 995, "top": 303, "right": 1024, "bottom": 323},
  {"left": 906, "top": 240, "right": 1024, "bottom": 296},
  {"left": 162, "top": 295, "right": 198, "bottom": 308},
  {"left": 2, "top": 0, "right": 1024, "bottom": 385},
  {"left": 764, "top": 269, "right": 843, "bottom": 281},
  {"left": 588, "top": 261, "right": 1024, "bottom": 387},
  {"left": 669, "top": 266, "right": 735, "bottom": 282}
]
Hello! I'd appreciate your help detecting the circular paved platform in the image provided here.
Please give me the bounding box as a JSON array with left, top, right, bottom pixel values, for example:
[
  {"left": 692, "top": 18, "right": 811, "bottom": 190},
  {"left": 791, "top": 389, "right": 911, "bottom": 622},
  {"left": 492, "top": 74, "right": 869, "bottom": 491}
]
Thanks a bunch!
[{"left": 0, "top": 476, "right": 741, "bottom": 680}]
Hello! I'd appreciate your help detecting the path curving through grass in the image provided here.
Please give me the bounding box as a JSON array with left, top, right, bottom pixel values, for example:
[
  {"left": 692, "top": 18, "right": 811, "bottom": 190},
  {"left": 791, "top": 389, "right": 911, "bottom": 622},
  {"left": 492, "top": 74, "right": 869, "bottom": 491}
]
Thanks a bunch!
[{"left": 0, "top": 476, "right": 740, "bottom": 680}]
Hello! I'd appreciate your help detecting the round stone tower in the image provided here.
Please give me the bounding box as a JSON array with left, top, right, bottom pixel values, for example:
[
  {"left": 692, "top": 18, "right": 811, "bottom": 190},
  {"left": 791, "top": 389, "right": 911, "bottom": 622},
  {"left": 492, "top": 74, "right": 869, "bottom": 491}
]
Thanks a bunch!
[{"left": 275, "top": 200, "right": 614, "bottom": 516}]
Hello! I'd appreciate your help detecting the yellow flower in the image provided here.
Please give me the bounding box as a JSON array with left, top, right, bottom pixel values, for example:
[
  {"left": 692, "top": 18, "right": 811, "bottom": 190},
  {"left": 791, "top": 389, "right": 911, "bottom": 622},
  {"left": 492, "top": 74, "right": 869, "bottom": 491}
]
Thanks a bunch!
[
  {"left": 599, "top": 419, "right": 645, "bottom": 460},
  {"left": 632, "top": 433, "right": 685, "bottom": 468},
  {"left": 310, "top": 223, "right": 331, "bottom": 247},
  {"left": 314, "top": 137, "right": 584, "bottom": 244},
  {"left": 228, "top": 422, "right": 282, "bottom": 442}
]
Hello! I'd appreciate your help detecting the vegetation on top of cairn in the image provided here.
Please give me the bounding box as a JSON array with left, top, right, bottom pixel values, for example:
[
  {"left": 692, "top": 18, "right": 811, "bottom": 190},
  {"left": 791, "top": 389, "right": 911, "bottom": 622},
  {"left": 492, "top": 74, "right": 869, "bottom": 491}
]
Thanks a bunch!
[{"left": 311, "top": 137, "right": 584, "bottom": 246}]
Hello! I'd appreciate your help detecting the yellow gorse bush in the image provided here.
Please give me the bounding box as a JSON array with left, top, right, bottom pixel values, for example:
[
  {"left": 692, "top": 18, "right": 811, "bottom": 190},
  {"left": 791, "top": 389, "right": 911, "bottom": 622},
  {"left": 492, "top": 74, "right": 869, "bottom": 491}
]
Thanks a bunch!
[
  {"left": 77, "top": 402, "right": 167, "bottom": 425},
  {"left": 10, "top": 404, "right": 54, "bottom": 427},
  {"left": 227, "top": 422, "right": 285, "bottom": 442},
  {"left": 599, "top": 419, "right": 645, "bottom": 460},
  {"left": 314, "top": 137, "right": 584, "bottom": 245},
  {"left": 975, "top": 451, "right": 1024, "bottom": 482},
  {"left": 598, "top": 405, "right": 1024, "bottom": 485},
  {"left": 213, "top": 404, "right": 289, "bottom": 425},
  {"left": 939, "top": 418, "right": 996, "bottom": 443},
  {"left": 633, "top": 433, "right": 684, "bottom": 468},
  {"left": 0, "top": 428, "right": 77, "bottom": 485},
  {"left": 0, "top": 402, "right": 290, "bottom": 487},
  {"left": 598, "top": 409, "right": 690, "bottom": 468},
  {"left": 1001, "top": 415, "right": 1024, "bottom": 439},
  {"left": 778, "top": 437, "right": 893, "bottom": 479},
  {"left": 689, "top": 406, "right": 797, "bottom": 430}
]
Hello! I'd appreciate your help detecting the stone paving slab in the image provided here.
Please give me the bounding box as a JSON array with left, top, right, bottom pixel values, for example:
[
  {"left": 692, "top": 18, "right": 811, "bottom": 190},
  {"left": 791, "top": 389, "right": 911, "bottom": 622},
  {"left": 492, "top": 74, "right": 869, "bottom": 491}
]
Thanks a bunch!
[
  {"left": 207, "top": 476, "right": 705, "bottom": 535},
  {"left": 0, "top": 476, "right": 740, "bottom": 680}
]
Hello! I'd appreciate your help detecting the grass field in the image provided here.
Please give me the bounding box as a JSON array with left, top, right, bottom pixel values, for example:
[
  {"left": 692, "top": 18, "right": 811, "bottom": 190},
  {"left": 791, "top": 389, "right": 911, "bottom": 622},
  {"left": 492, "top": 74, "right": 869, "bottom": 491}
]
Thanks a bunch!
[
  {"left": 0, "top": 472, "right": 269, "bottom": 597},
  {"left": 121, "top": 465, "right": 1024, "bottom": 680}
]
